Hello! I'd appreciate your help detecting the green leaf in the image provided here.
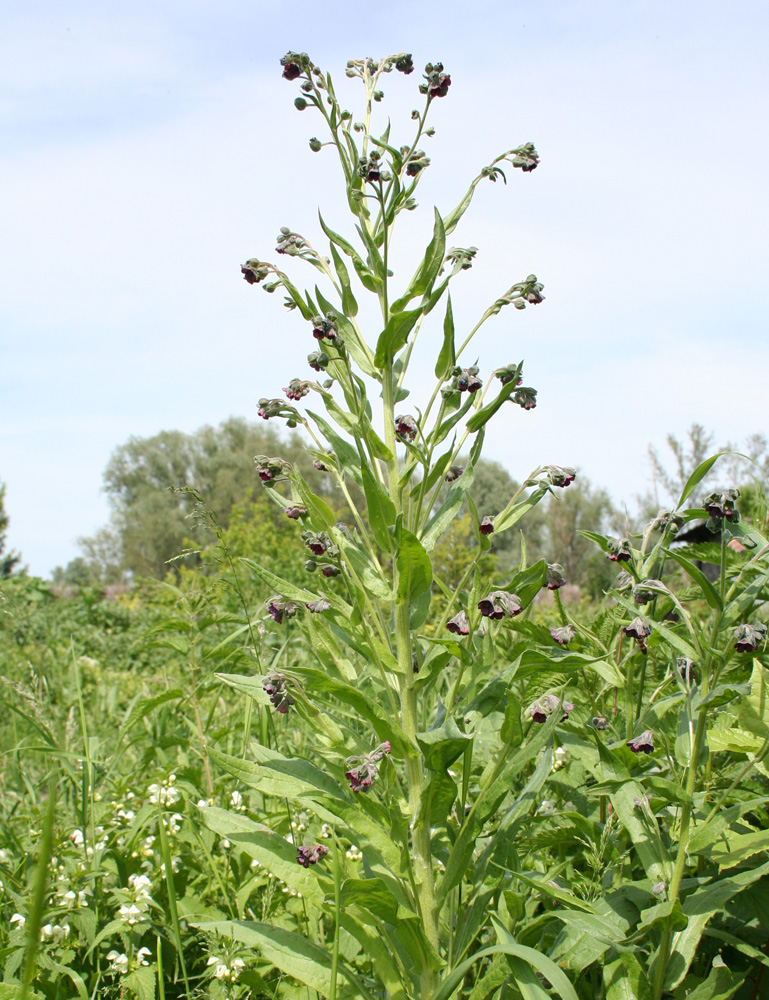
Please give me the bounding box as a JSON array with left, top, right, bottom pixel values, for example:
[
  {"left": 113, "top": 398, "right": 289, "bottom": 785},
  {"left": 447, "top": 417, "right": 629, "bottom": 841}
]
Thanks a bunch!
[
  {"left": 421, "top": 464, "right": 476, "bottom": 553},
  {"left": 738, "top": 660, "right": 769, "bottom": 738},
  {"left": 361, "top": 464, "right": 396, "bottom": 550},
  {"left": 329, "top": 243, "right": 359, "bottom": 317},
  {"left": 502, "top": 559, "right": 547, "bottom": 609},
  {"left": 208, "top": 745, "right": 346, "bottom": 801},
  {"left": 240, "top": 558, "right": 319, "bottom": 603},
  {"left": 285, "top": 667, "right": 413, "bottom": 756},
  {"left": 677, "top": 958, "right": 742, "bottom": 1000},
  {"left": 435, "top": 294, "right": 455, "bottom": 379},
  {"left": 417, "top": 716, "right": 473, "bottom": 771},
  {"left": 334, "top": 877, "right": 400, "bottom": 922},
  {"left": 664, "top": 548, "right": 722, "bottom": 609},
  {"left": 494, "top": 488, "right": 547, "bottom": 534},
  {"left": 121, "top": 688, "right": 183, "bottom": 732},
  {"left": 123, "top": 967, "right": 156, "bottom": 1000},
  {"left": 677, "top": 454, "right": 725, "bottom": 507},
  {"left": 395, "top": 518, "right": 433, "bottom": 602},
  {"left": 466, "top": 379, "right": 518, "bottom": 433},
  {"left": 216, "top": 672, "right": 270, "bottom": 706},
  {"left": 413, "top": 208, "right": 446, "bottom": 299},
  {"left": 339, "top": 909, "right": 410, "bottom": 1000},
  {"left": 196, "top": 920, "right": 373, "bottom": 1000},
  {"left": 307, "top": 410, "right": 363, "bottom": 486},
  {"left": 200, "top": 807, "right": 327, "bottom": 906},
  {"left": 374, "top": 308, "right": 422, "bottom": 368},
  {"left": 603, "top": 954, "right": 651, "bottom": 1000}
]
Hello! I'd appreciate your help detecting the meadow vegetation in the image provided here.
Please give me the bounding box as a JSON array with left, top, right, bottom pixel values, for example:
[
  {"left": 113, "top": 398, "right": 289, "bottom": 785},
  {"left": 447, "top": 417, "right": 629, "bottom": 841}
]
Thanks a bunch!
[{"left": 1, "top": 51, "right": 768, "bottom": 1000}]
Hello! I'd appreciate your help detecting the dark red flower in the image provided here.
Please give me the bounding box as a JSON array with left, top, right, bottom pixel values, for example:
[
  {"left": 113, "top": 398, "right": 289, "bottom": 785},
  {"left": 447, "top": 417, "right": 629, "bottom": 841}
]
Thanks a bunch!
[
  {"left": 627, "top": 730, "right": 654, "bottom": 754},
  {"left": 478, "top": 591, "right": 522, "bottom": 620},
  {"left": 529, "top": 694, "right": 574, "bottom": 724},
  {"left": 479, "top": 517, "right": 495, "bottom": 536},
  {"left": 446, "top": 611, "right": 469, "bottom": 635},
  {"left": 296, "top": 844, "right": 329, "bottom": 867}
]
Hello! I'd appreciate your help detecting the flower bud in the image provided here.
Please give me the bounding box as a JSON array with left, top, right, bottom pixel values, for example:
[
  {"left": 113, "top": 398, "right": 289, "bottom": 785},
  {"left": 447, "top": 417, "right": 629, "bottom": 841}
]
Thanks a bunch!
[
  {"left": 294, "top": 97, "right": 308, "bottom": 111},
  {"left": 309, "top": 137, "right": 322, "bottom": 152},
  {"left": 445, "top": 465, "right": 464, "bottom": 483},
  {"left": 305, "top": 597, "right": 332, "bottom": 613},
  {"left": 607, "top": 537, "right": 632, "bottom": 562},
  {"left": 394, "top": 54, "right": 414, "bottom": 74},
  {"left": 479, "top": 517, "right": 495, "bottom": 536},
  {"left": 241, "top": 258, "right": 271, "bottom": 284},
  {"left": 632, "top": 581, "right": 660, "bottom": 606},
  {"left": 307, "top": 350, "right": 330, "bottom": 372},
  {"left": 321, "top": 564, "right": 341, "bottom": 578},
  {"left": 266, "top": 597, "right": 298, "bottom": 623},
  {"left": 283, "top": 379, "right": 310, "bottom": 401},
  {"left": 591, "top": 716, "right": 610, "bottom": 730},
  {"left": 263, "top": 671, "right": 295, "bottom": 713},
  {"left": 284, "top": 504, "right": 308, "bottom": 520}
]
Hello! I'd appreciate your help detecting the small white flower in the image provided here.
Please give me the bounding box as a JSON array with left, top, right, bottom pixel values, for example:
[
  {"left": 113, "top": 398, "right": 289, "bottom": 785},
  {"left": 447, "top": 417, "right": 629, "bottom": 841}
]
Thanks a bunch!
[
  {"left": 207, "top": 956, "right": 230, "bottom": 980},
  {"left": 119, "top": 903, "right": 143, "bottom": 925},
  {"left": 220, "top": 838, "right": 231, "bottom": 850},
  {"left": 231, "top": 957, "right": 245, "bottom": 979},
  {"left": 10, "top": 913, "right": 25, "bottom": 928},
  {"left": 136, "top": 946, "right": 152, "bottom": 966},
  {"left": 69, "top": 829, "right": 84, "bottom": 847},
  {"left": 0, "top": 848, "right": 9, "bottom": 863},
  {"left": 320, "top": 823, "right": 331, "bottom": 839},
  {"left": 167, "top": 813, "right": 183, "bottom": 833},
  {"left": 77, "top": 888, "right": 91, "bottom": 906},
  {"left": 230, "top": 790, "right": 244, "bottom": 811},
  {"left": 165, "top": 786, "right": 181, "bottom": 806},
  {"left": 107, "top": 950, "right": 129, "bottom": 974},
  {"left": 197, "top": 798, "right": 209, "bottom": 809},
  {"left": 346, "top": 845, "right": 362, "bottom": 861}
]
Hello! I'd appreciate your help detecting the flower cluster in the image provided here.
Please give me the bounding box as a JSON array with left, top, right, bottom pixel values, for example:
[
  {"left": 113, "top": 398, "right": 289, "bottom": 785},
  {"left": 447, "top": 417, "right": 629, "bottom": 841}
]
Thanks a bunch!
[
  {"left": 733, "top": 622, "right": 766, "bottom": 653},
  {"left": 703, "top": 488, "right": 741, "bottom": 524},
  {"left": 648, "top": 509, "right": 685, "bottom": 535},
  {"left": 511, "top": 142, "right": 540, "bottom": 172},
  {"left": 395, "top": 414, "right": 418, "bottom": 443},
  {"left": 241, "top": 257, "right": 272, "bottom": 284},
  {"left": 358, "top": 151, "right": 390, "bottom": 184},
  {"left": 445, "top": 465, "right": 464, "bottom": 483},
  {"left": 607, "top": 537, "right": 632, "bottom": 562},
  {"left": 148, "top": 775, "right": 181, "bottom": 807},
  {"left": 311, "top": 313, "right": 339, "bottom": 342},
  {"left": 403, "top": 148, "right": 430, "bottom": 176},
  {"left": 633, "top": 580, "right": 661, "bottom": 606},
  {"left": 284, "top": 503, "right": 308, "bottom": 520},
  {"left": 543, "top": 465, "right": 576, "bottom": 488},
  {"left": 345, "top": 741, "right": 391, "bottom": 793},
  {"left": 420, "top": 61, "right": 451, "bottom": 98},
  {"left": 478, "top": 590, "right": 522, "bottom": 619},
  {"left": 449, "top": 364, "right": 482, "bottom": 393},
  {"left": 308, "top": 348, "right": 330, "bottom": 371},
  {"left": 266, "top": 596, "right": 298, "bottom": 623},
  {"left": 254, "top": 454, "right": 291, "bottom": 482},
  {"left": 494, "top": 362, "right": 523, "bottom": 386},
  {"left": 263, "top": 672, "right": 295, "bottom": 714},
  {"left": 257, "top": 397, "right": 299, "bottom": 426},
  {"left": 296, "top": 844, "right": 329, "bottom": 868},
  {"left": 305, "top": 597, "right": 332, "bottom": 613},
  {"left": 283, "top": 378, "right": 311, "bottom": 401},
  {"left": 624, "top": 616, "right": 652, "bottom": 652},
  {"left": 280, "top": 50, "right": 313, "bottom": 81},
  {"left": 275, "top": 227, "right": 308, "bottom": 255},
  {"left": 529, "top": 694, "right": 574, "bottom": 723},
  {"left": 207, "top": 954, "right": 246, "bottom": 981}
]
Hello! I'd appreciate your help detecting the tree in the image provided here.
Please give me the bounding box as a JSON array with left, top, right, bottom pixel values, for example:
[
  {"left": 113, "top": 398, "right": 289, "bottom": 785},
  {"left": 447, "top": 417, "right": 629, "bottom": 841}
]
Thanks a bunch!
[
  {"left": 0, "top": 480, "right": 22, "bottom": 577},
  {"left": 77, "top": 417, "right": 332, "bottom": 580}
]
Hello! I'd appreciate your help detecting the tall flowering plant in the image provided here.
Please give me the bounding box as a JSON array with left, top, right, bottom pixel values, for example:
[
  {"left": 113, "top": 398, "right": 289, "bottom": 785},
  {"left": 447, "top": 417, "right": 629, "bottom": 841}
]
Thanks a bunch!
[{"left": 197, "top": 50, "right": 575, "bottom": 1000}]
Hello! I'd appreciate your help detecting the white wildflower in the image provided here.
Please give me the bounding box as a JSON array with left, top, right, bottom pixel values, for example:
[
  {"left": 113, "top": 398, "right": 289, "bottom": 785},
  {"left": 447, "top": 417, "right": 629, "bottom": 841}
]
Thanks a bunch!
[
  {"left": 136, "top": 946, "right": 152, "bottom": 966},
  {"left": 10, "top": 913, "right": 25, "bottom": 928},
  {"left": 230, "top": 790, "right": 245, "bottom": 811},
  {"left": 107, "top": 950, "right": 129, "bottom": 974},
  {"left": 346, "top": 845, "right": 362, "bottom": 861},
  {"left": 118, "top": 903, "right": 143, "bottom": 925},
  {"left": 69, "top": 829, "right": 84, "bottom": 847}
]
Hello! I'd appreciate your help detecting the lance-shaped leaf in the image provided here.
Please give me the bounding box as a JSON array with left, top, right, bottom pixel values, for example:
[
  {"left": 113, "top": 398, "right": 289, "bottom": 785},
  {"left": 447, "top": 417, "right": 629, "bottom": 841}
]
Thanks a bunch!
[
  {"left": 435, "top": 293, "right": 455, "bottom": 379},
  {"left": 307, "top": 409, "right": 363, "bottom": 486},
  {"left": 196, "top": 921, "right": 372, "bottom": 1000},
  {"left": 677, "top": 453, "right": 726, "bottom": 508},
  {"left": 375, "top": 308, "right": 422, "bottom": 368},
  {"left": 391, "top": 208, "right": 446, "bottom": 313},
  {"left": 395, "top": 517, "right": 433, "bottom": 603},
  {"left": 208, "top": 745, "right": 346, "bottom": 801},
  {"left": 200, "top": 807, "right": 327, "bottom": 905},
  {"left": 421, "top": 463, "right": 476, "bottom": 553},
  {"left": 361, "top": 463, "right": 396, "bottom": 550},
  {"left": 494, "top": 487, "right": 547, "bottom": 534},
  {"left": 664, "top": 547, "right": 722, "bottom": 610},
  {"left": 329, "top": 243, "right": 359, "bottom": 317},
  {"left": 466, "top": 379, "right": 519, "bottom": 433},
  {"left": 240, "top": 559, "right": 321, "bottom": 605}
]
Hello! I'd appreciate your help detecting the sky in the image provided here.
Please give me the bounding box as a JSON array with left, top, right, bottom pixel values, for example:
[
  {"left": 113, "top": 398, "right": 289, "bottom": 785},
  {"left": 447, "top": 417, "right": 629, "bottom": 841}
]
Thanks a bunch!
[{"left": 1, "top": 0, "right": 767, "bottom": 577}]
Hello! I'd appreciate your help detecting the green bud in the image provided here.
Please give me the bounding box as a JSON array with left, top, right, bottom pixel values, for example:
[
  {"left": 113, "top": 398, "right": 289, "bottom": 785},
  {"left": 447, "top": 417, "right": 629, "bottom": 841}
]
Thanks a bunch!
[
  {"left": 294, "top": 97, "right": 308, "bottom": 111},
  {"left": 309, "top": 137, "right": 322, "bottom": 152}
]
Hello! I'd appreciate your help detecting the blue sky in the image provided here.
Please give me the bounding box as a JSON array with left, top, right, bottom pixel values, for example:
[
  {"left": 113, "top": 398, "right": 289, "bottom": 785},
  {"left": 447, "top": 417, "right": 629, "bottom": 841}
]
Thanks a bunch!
[{"left": 2, "top": 0, "right": 768, "bottom": 576}]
